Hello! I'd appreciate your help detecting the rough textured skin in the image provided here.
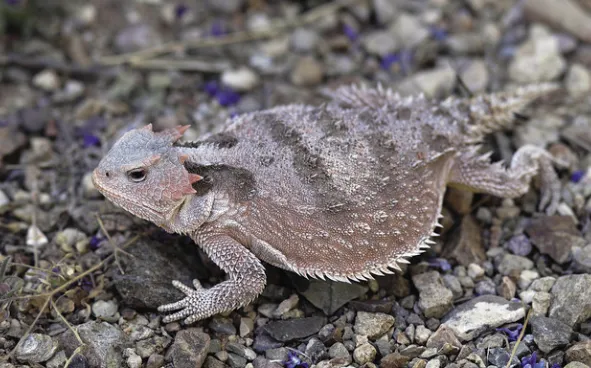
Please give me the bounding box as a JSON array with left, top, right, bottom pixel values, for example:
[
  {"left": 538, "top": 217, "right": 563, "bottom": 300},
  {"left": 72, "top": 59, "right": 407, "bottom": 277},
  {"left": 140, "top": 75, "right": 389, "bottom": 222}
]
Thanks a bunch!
[{"left": 92, "top": 83, "right": 563, "bottom": 324}]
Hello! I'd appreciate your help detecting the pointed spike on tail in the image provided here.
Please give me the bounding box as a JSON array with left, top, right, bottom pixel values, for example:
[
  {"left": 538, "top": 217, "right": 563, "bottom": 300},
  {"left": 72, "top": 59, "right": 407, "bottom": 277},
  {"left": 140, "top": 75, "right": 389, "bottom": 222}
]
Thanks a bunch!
[{"left": 143, "top": 123, "right": 153, "bottom": 132}]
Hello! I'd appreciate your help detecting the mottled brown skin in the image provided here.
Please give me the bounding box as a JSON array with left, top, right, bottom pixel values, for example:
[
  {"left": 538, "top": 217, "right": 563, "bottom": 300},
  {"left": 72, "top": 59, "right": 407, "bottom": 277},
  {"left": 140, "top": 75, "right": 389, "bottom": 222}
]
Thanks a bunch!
[{"left": 92, "top": 83, "right": 563, "bottom": 323}]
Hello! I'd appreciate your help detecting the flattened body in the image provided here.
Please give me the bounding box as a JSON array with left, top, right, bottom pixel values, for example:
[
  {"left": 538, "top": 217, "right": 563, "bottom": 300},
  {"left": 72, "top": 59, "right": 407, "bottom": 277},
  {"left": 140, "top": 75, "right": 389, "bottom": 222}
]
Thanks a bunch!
[{"left": 180, "top": 97, "right": 464, "bottom": 279}]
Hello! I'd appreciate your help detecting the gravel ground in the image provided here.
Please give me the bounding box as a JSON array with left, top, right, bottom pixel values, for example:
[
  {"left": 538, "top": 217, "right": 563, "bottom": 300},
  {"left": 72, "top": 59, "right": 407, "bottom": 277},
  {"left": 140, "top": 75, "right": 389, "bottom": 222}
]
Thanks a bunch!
[{"left": 1, "top": 0, "right": 591, "bottom": 367}]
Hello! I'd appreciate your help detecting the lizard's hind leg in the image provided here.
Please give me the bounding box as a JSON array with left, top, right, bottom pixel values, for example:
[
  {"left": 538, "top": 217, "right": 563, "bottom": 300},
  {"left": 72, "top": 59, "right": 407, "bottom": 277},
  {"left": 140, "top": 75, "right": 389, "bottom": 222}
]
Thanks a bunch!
[{"left": 448, "top": 145, "right": 565, "bottom": 215}]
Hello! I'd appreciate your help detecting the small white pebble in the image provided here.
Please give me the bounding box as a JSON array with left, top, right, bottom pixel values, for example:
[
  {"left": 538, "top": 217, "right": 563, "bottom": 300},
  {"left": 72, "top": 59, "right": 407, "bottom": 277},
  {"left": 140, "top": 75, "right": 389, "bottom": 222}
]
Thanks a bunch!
[
  {"left": 221, "top": 67, "right": 260, "bottom": 91},
  {"left": 0, "top": 189, "right": 9, "bottom": 207}
]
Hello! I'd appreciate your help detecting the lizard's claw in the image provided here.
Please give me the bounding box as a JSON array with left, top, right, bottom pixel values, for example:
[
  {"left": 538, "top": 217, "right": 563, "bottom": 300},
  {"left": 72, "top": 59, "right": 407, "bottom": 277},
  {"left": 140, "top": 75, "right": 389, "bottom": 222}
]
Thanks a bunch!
[{"left": 158, "top": 279, "right": 206, "bottom": 324}]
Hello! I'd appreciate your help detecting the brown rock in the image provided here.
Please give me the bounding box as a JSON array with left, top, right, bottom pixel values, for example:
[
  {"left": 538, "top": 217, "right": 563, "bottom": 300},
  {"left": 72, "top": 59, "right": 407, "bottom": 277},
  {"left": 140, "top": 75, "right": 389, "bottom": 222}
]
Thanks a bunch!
[
  {"left": 526, "top": 215, "right": 585, "bottom": 264},
  {"left": 497, "top": 276, "right": 517, "bottom": 301},
  {"left": 566, "top": 341, "right": 591, "bottom": 366},
  {"left": 380, "top": 352, "right": 411, "bottom": 368},
  {"left": 444, "top": 215, "right": 485, "bottom": 266}
]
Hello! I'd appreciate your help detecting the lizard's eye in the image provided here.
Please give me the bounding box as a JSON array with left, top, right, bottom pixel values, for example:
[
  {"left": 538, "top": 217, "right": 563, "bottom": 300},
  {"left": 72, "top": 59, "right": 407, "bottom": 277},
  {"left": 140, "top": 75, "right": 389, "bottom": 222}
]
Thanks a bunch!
[{"left": 127, "top": 168, "right": 147, "bottom": 182}]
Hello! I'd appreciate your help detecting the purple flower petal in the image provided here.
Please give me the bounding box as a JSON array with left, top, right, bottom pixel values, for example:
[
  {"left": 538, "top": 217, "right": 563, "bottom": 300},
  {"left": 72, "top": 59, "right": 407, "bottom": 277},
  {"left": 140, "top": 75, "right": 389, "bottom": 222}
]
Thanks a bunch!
[
  {"left": 571, "top": 170, "right": 585, "bottom": 183},
  {"left": 343, "top": 24, "right": 358, "bottom": 42},
  {"left": 216, "top": 89, "right": 241, "bottom": 107},
  {"left": 429, "top": 26, "right": 448, "bottom": 42},
  {"left": 89, "top": 236, "right": 104, "bottom": 251},
  {"left": 211, "top": 20, "right": 225, "bottom": 37},
  {"left": 496, "top": 323, "right": 522, "bottom": 342},
  {"left": 427, "top": 258, "right": 451, "bottom": 271},
  {"left": 83, "top": 133, "right": 101, "bottom": 148},
  {"left": 204, "top": 80, "right": 219, "bottom": 96},
  {"left": 381, "top": 53, "right": 401, "bottom": 71},
  {"left": 175, "top": 4, "right": 188, "bottom": 19}
]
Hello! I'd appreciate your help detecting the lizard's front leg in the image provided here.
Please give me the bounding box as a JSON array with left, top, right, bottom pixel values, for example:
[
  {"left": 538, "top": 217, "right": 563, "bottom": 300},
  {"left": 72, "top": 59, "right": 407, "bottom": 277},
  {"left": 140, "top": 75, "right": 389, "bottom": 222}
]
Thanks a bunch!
[{"left": 158, "top": 232, "right": 266, "bottom": 324}]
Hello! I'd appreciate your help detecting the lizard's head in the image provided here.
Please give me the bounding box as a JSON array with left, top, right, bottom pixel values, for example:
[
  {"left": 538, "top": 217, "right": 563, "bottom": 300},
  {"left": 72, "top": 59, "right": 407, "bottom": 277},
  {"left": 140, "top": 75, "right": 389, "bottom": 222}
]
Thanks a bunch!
[{"left": 92, "top": 124, "right": 202, "bottom": 225}]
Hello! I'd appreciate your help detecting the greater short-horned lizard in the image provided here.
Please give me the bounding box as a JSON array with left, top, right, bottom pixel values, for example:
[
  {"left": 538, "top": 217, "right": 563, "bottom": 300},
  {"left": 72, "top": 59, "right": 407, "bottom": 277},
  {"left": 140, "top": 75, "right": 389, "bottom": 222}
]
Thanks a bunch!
[{"left": 92, "top": 83, "right": 562, "bottom": 323}]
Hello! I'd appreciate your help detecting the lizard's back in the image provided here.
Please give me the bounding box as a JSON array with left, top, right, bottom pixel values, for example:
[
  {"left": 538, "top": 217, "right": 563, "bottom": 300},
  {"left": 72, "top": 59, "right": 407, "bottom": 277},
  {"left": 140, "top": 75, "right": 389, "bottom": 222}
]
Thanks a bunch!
[{"left": 188, "top": 96, "right": 464, "bottom": 280}]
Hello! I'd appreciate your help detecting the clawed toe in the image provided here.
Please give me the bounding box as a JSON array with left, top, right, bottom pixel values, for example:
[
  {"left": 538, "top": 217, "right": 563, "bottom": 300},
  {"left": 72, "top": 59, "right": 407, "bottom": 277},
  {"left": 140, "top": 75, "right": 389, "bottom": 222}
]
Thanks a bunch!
[{"left": 158, "top": 279, "right": 205, "bottom": 324}]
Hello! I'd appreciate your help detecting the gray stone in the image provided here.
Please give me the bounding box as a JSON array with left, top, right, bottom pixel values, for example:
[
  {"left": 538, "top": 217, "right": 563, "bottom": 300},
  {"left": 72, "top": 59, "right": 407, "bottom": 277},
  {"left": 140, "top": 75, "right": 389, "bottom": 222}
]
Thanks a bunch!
[
  {"left": 566, "top": 64, "right": 591, "bottom": 98},
  {"left": 460, "top": 60, "right": 489, "bottom": 93},
  {"left": 58, "top": 321, "right": 129, "bottom": 367},
  {"left": 565, "top": 341, "right": 591, "bottom": 366},
  {"left": 397, "top": 66, "right": 456, "bottom": 99},
  {"left": 290, "top": 56, "right": 324, "bottom": 86},
  {"left": 487, "top": 347, "right": 519, "bottom": 367},
  {"left": 508, "top": 24, "right": 566, "bottom": 83},
  {"left": 549, "top": 274, "right": 591, "bottom": 327},
  {"left": 294, "top": 277, "right": 367, "bottom": 315},
  {"left": 208, "top": 0, "right": 244, "bottom": 13},
  {"left": 291, "top": 28, "right": 320, "bottom": 53},
  {"left": 170, "top": 329, "right": 210, "bottom": 368},
  {"left": 505, "top": 234, "right": 532, "bottom": 256},
  {"left": 221, "top": 67, "right": 260, "bottom": 92},
  {"left": 15, "top": 334, "right": 58, "bottom": 363},
  {"left": 263, "top": 316, "right": 326, "bottom": 342},
  {"left": 354, "top": 311, "right": 395, "bottom": 339},
  {"left": 115, "top": 24, "right": 162, "bottom": 53},
  {"left": 389, "top": 13, "right": 429, "bottom": 49},
  {"left": 441, "top": 295, "right": 525, "bottom": 341},
  {"left": 362, "top": 30, "right": 399, "bottom": 56},
  {"left": 353, "top": 343, "right": 376, "bottom": 365},
  {"left": 496, "top": 253, "right": 534, "bottom": 275},
  {"left": 525, "top": 215, "right": 585, "bottom": 264},
  {"left": 524, "top": 0, "right": 591, "bottom": 43},
  {"left": 412, "top": 271, "right": 454, "bottom": 319},
  {"left": 531, "top": 316, "right": 572, "bottom": 353}
]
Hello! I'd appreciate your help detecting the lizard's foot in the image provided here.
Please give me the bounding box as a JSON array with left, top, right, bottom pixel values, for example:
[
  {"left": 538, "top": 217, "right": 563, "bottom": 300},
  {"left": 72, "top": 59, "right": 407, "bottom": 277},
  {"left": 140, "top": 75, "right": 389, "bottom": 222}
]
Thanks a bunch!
[{"left": 158, "top": 279, "right": 207, "bottom": 324}]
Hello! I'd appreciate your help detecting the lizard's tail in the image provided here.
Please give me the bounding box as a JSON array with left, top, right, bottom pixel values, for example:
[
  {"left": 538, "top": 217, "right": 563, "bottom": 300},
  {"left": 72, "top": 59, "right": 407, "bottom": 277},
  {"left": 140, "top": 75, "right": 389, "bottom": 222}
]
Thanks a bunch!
[{"left": 462, "top": 82, "right": 561, "bottom": 143}]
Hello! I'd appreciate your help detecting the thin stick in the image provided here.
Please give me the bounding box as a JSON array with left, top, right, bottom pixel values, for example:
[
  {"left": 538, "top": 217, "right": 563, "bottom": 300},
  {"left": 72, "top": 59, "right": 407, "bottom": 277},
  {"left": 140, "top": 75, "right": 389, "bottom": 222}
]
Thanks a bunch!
[{"left": 505, "top": 307, "right": 532, "bottom": 368}]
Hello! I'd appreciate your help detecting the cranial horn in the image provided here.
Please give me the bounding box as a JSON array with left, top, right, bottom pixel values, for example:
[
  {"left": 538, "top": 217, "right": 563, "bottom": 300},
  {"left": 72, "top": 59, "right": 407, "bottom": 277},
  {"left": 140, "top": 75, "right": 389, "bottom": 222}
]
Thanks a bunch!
[
  {"left": 142, "top": 123, "right": 153, "bottom": 132},
  {"left": 178, "top": 154, "right": 189, "bottom": 164},
  {"left": 188, "top": 174, "right": 203, "bottom": 184},
  {"left": 160, "top": 125, "right": 191, "bottom": 142}
]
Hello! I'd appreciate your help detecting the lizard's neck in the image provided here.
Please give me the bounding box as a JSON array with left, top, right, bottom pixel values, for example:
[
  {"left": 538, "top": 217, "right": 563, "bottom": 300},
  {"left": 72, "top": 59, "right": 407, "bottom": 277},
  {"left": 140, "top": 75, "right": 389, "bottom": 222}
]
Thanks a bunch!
[{"left": 164, "top": 191, "right": 215, "bottom": 235}]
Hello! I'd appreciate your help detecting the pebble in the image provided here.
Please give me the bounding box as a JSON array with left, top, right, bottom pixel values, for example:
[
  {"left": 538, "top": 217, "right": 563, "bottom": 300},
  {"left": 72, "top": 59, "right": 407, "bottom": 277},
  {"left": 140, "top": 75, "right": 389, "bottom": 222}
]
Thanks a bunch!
[
  {"left": 297, "top": 278, "right": 367, "bottom": 315},
  {"left": 397, "top": 66, "right": 456, "bottom": 98},
  {"left": 92, "top": 300, "right": 119, "bottom": 320},
  {"left": 115, "top": 24, "right": 162, "bottom": 53},
  {"left": 0, "top": 189, "right": 9, "bottom": 207},
  {"left": 505, "top": 234, "right": 532, "bottom": 256},
  {"left": 414, "top": 325, "right": 432, "bottom": 345},
  {"left": 55, "top": 228, "right": 89, "bottom": 254},
  {"left": 525, "top": 215, "right": 585, "bottom": 264},
  {"left": 529, "top": 276, "right": 556, "bottom": 292},
  {"left": 518, "top": 269, "right": 540, "bottom": 290},
  {"left": 208, "top": 0, "right": 244, "bottom": 13},
  {"left": 565, "top": 63, "right": 591, "bottom": 98},
  {"left": 15, "top": 333, "right": 58, "bottom": 363},
  {"left": 413, "top": 271, "right": 454, "bottom": 319},
  {"left": 33, "top": 69, "right": 60, "bottom": 91},
  {"left": 524, "top": 0, "right": 591, "bottom": 43},
  {"left": 59, "top": 321, "right": 128, "bottom": 367},
  {"left": 467, "top": 264, "right": 484, "bottom": 280},
  {"left": 444, "top": 215, "right": 486, "bottom": 266},
  {"left": 497, "top": 276, "right": 516, "bottom": 300},
  {"left": 532, "top": 292, "right": 552, "bottom": 316},
  {"left": 329, "top": 342, "right": 350, "bottom": 361},
  {"left": 290, "top": 56, "right": 324, "bottom": 86},
  {"left": 442, "top": 295, "right": 525, "bottom": 341},
  {"left": 508, "top": 24, "right": 566, "bottom": 83},
  {"left": 221, "top": 67, "right": 260, "bottom": 92},
  {"left": 170, "top": 329, "right": 210, "bottom": 368},
  {"left": 496, "top": 253, "right": 534, "bottom": 276},
  {"left": 487, "top": 347, "right": 519, "bottom": 367},
  {"left": 354, "top": 311, "right": 395, "bottom": 339},
  {"left": 240, "top": 317, "right": 254, "bottom": 337},
  {"left": 226, "top": 342, "right": 257, "bottom": 361},
  {"left": 362, "top": 30, "right": 399, "bottom": 56},
  {"left": 273, "top": 294, "right": 299, "bottom": 317},
  {"left": 291, "top": 28, "right": 320, "bottom": 53},
  {"left": 53, "top": 80, "right": 85, "bottom": 102},
  {"left": 353, "top": 343, "right": 377, "bottom": 365},
  {"left": 460, "top": 59, "right": 489, "bottom": 93},
  {"left": 531, "top": 316, "right": 573, "bottom": 353},
  {"left": 389, "top": 13, "right": 429, "bottom": 49},
  {"left": 427, "top": 325, "right": 462, "bottom": 351},
  {"left": 442, "top": 275, "right": 463, "bottom": 299},
  {"left": 565, "top": 341, "right": 591, "bottom": 366},
  {"left": 262, "top": 316, "right": 325, "bottom": 342},
  {"left": 46, "top": 350, "right": 67, "bottom": 368},
  {"left": 549, "top": 274, "right": 591, "bottom": 327}
]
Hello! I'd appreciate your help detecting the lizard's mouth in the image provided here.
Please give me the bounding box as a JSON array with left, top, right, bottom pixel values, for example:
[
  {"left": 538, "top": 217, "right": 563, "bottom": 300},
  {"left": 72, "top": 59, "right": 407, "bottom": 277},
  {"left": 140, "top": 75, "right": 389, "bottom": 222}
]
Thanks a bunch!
[{"left": 91, "top": 170, "right": 165, "bottom": 217}]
